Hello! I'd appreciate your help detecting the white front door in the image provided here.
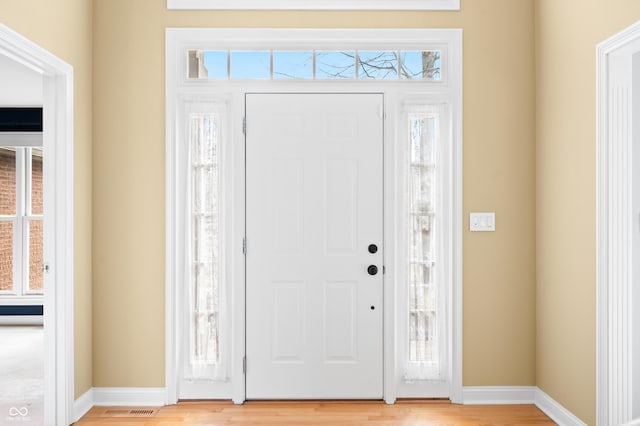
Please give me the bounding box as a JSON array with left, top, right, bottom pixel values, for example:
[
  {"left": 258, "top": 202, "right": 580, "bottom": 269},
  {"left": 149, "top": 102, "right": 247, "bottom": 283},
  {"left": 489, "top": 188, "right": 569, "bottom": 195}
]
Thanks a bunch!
[{"left": 246, "top": 93, "right": 384, "bottom": 399}]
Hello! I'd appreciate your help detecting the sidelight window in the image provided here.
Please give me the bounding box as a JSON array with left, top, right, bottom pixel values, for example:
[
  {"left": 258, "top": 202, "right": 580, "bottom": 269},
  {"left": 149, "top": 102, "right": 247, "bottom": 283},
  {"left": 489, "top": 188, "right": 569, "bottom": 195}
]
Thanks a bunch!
[
  {"left": 405, "top": 110, "right": 445, "bottom": 381},
  {"left": 183, "top": 106, "right": 225, "bottom": 380}
]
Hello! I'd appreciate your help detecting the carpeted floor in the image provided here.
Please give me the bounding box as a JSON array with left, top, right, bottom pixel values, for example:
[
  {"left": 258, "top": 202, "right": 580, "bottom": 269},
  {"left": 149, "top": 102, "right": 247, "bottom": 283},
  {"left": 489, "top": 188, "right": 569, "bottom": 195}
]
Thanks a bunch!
[{"left": 0, "top": 325, "right": 43, "bottom": 425}]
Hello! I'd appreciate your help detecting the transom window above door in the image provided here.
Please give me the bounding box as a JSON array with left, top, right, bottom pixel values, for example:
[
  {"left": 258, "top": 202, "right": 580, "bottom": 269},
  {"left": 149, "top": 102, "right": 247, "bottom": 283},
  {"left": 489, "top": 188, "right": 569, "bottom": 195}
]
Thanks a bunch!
[
  {"left": 168, "top": 0, "right": 459, "bottom": 10},
  {"left": 188, "top": 50, "right": 442, "bottom": 81}
]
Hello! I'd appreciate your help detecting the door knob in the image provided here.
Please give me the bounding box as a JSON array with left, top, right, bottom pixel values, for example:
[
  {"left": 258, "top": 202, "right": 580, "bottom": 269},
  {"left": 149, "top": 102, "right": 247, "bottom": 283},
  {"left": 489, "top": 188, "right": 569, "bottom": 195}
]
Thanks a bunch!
[
  {"left": 367, "top": 265, "right": 378, "bottom": 276},
  {"left": 368, "top": 244, "right": 378, "bottom": 254}
]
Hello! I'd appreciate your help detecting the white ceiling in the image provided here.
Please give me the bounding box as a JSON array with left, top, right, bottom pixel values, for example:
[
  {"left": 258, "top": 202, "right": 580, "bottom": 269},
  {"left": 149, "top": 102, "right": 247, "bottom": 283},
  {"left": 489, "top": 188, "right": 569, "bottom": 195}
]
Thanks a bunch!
[{"left": 0, "top": 53, "right": 43, "bottom": 106}]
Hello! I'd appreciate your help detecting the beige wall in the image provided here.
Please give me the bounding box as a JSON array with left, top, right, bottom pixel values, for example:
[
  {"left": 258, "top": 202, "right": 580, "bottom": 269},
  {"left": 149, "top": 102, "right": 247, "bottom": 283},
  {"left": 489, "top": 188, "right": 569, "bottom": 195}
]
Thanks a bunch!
[
  {"left": 6, "top": 1, "right": 640, "bottom": 419},
  {"left": 92, "top": 0, "right": 536, "bottom": 388},
  {"left": 535, "top": 1, "right": 640, "bottom": 424},
  {"left": 0, "top": 0, "right": 93, "bottom": 398}
]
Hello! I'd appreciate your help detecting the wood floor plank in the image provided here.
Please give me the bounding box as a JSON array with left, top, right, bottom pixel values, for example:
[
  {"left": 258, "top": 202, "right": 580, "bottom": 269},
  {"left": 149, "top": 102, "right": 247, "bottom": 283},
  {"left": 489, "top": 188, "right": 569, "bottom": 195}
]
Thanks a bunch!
[{"left": 75, "top": 401, "right": 556, "bottom": 425}]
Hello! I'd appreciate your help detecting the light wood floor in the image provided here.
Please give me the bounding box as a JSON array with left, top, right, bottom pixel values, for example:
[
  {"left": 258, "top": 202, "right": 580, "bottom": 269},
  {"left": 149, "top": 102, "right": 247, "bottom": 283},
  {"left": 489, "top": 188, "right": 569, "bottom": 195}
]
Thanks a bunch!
[{"left": 75, "top": 401, "right": 556, "bottom": 425}]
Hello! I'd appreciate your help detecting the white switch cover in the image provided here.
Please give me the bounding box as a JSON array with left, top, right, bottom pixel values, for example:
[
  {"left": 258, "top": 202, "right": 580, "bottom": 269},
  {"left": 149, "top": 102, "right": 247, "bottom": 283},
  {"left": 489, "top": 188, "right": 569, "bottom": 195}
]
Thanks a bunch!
[{"left": 470, "top": 212, "right": 496, "bottom": 232}]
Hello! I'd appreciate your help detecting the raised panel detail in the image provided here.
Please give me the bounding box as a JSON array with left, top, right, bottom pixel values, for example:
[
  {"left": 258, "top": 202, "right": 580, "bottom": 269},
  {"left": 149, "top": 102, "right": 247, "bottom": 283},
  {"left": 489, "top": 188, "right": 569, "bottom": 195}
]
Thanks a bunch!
[
  {"left": 272, "top": 158, "right": 303, "bottom": 253},
  {"left": 325, "top": 159, "right": 357, "bottom": 254},
  {"left": 272, "top": 282, "right": 305, "bottom": 362},
  {"left": 326, "top": 114, "right": 357, "bottom": 141},
  {"left": 269, "top": 113, "right": 304, "bottom": 143},
  {"left": 324, "top": 281, "right": 357, "bottom": 362}
]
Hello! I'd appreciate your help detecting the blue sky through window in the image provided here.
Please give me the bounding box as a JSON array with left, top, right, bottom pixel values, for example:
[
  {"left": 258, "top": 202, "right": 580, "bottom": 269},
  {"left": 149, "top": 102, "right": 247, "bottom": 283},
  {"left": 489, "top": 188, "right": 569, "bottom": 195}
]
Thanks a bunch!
[
  {"left": 316, "top": 51, "right": 356, "bottom": 79},
  {"left": 203, "top": 51, "right": 227, "bottom": 79},
  {"left": 401, "top": 51, "right": 441, "bottom": 80},
  {"left": 273, "top": 51, "right": 313, "bottom": 79},
  {"left": 230, "top": 51, "right": 270, "bottom": 79},
  {"left": 196, "top": 50, "right": 441, "bottom": 80},
  {"left": 358, "top": 51, "right": 397, "bottom": 80}
]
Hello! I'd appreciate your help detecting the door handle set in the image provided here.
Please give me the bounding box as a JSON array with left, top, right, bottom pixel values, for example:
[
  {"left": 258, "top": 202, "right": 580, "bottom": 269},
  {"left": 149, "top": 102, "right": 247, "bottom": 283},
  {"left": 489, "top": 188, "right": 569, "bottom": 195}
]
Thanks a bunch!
[{"left": 367, "top": 243, "right": 379, "bottom": 275}]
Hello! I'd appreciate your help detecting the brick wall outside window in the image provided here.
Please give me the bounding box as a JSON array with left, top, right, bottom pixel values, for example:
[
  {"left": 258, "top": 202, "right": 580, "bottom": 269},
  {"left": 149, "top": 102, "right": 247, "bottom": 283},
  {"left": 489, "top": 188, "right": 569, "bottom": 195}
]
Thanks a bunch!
[
  {"left": 30, "top": 155, "right": 43, "bottom": 291},
  {"left": 0, "top": 150, "right": 16, "bottom": 291}
]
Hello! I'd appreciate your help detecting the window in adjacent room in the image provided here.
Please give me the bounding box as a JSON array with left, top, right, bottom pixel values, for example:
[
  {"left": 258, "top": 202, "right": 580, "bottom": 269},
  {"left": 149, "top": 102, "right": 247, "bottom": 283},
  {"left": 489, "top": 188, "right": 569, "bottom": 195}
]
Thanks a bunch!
[{"left": 0, "top": 147, "right": 44, "bottom": 296}]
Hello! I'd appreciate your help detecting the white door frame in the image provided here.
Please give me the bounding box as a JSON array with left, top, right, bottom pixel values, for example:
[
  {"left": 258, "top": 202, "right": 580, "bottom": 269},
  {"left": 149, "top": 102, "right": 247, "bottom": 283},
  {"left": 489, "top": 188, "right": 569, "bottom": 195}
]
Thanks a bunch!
[
  {"left": 596, "top": 19, "right": 640, "bottom": 426},
  {"left": 166, "top": 28, "right": 462, "bottom": 405},
  {"left": 0, "top": 25, "right": 74, "bottom": 425}
]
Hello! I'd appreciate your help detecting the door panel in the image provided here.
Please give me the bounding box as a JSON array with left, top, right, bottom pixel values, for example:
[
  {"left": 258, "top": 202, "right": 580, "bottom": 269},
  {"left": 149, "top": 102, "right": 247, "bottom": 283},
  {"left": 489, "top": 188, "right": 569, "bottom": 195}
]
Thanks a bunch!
[
  {"left": 323, "top": 281, "right": 357, "bottom": 361},
  {"left": 246, "top": 93, "right": 383, "bottom": 399},
  {"left": 325, "top": 159, "right": 357, "bottom": 253}
]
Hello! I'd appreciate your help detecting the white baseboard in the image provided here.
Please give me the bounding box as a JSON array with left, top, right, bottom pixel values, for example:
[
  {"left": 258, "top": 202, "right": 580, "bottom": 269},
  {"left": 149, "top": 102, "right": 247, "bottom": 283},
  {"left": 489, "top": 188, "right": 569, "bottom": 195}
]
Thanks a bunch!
[
  {"left": 73, "top": 387, "right": 167, "bottom": 421},
  {"left": 73, "top": 385, "right": 586, "bottom": 426},
  {"left": 0, "top": 316, "right": 43, "bottom": 325},
  {"left": 93, "top": 387, "right": 167, "bottom": 406},
  {"left": 462, "top": 386, "right": 587, "bottom": 425},
  {"left": 462, "top": 386, "right": 536, "bottom": 404},
  {"left": 73, "top": 388, "right": 94, "bottom": 422},
  {"left": 534, "top": 388, "right": 587, "bottom": 426}
]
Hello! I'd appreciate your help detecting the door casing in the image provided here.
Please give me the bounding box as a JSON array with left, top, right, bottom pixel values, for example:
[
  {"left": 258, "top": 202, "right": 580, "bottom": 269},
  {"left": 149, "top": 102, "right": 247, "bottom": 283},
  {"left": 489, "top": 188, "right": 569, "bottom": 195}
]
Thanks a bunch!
[
  {"left": 596, "top": 19, "right": 640, "bottom": 425},
  {"left": 165, "top": 28, "right": 463, "bottom": 405},
  {"left": 0, "top": 24, "right": 75, "bottom": 425}
]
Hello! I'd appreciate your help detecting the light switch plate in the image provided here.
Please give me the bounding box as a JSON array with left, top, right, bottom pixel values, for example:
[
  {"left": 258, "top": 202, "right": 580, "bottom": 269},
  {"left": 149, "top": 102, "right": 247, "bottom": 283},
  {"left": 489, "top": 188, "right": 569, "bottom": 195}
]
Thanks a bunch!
[{"left": 470, "top": 212, "right": 495, "bottom": 232}]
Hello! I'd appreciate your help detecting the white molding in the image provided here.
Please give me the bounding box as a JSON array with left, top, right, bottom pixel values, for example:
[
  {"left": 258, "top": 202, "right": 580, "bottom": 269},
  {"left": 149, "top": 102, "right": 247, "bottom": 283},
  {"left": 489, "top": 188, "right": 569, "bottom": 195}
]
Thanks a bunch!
[
  {"left": 462, "top": 386, "right": 535, "bottom": 405},
  {"left": 596, "top": 19, "right": 640, "bottom": 426},
  {"left": 0, "top": 315, "right": 43, "bottom": 325},
  {"left": 93, "top": 388, "right": 167, "bottom": 407},
  {"left": 165, "top": 29, "right": 178, "bottom": 405},
  {"left": 76, "top": 385, "right": 589, "bottom": 426},
  {"left": 462, "top": 386, "right": 588, "bottom": 425},
  {"left": 167, "top": 27, "right": 463, "bottom": 405},
  {"left": 0, "top": 24, "right": 74, "bottom": 426},
  {"left": 73, "top": 388, "right": 94, "bottom": 422},
  {"left": 167, "top": 0, "right": 459, "bottom": 11},
  {"left": 450, "top": 28, "right": 463, "bottom": 405},
  {"left": 72, "top": 387, "right": 168, "bottom": 419},
  {"left": 0, "top": 296, "right": 44, "bottom": 305},
  {"left": 0, "top": 133, "right": 43, "bottom": 147},
  {"left": 165, "top": 28, "right": 460, "bottom": 52},
  {"left": 535, "top": 388, "right": 587, "bottom": 426}
]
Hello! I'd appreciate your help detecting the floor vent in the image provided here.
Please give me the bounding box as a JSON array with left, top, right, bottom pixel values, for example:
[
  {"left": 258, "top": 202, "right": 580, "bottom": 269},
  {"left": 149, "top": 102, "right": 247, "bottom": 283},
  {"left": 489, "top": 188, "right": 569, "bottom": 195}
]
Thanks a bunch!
[{"left": 102, "top": 408, "right": 159, "bottom": 418}]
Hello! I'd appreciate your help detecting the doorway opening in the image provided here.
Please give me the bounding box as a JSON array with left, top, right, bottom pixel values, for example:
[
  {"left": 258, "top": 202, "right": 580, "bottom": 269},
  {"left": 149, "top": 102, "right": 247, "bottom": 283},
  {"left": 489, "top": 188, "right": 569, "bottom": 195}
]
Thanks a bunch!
[{"left": 0, "top": 24, "right": 74, "bottom": 425}]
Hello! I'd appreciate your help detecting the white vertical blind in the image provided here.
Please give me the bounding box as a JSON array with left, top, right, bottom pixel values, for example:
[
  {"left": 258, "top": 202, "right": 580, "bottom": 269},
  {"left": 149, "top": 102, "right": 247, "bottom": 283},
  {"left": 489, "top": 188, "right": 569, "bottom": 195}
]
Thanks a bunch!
[
  {"left": 405, "top": 112, "right": 443, "bottom": 381},
  {"left": 184, "top": 111, "right": 224, "bottom": 380}
]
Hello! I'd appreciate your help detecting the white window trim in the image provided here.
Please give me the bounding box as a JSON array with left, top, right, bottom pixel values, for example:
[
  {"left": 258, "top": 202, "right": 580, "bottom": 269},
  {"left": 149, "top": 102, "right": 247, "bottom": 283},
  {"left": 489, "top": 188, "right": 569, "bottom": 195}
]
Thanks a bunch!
[
  {"left": 176, "top": 97, "right": 232, "bottom": 398},
  {"left": 0, "top": 147, "right": 44, "bottom": 298},
  {"left": 188, "top": 49, "right": 445, "bottom": 82},
  {"left": 396, "top": 101, "right": 451, "bottom": 396},
  {"left": 166, "top": 27, "right": 462, "bottom": 405},
  {"left": 167, "top": 0, "right": 459, "bottom": 11}
]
